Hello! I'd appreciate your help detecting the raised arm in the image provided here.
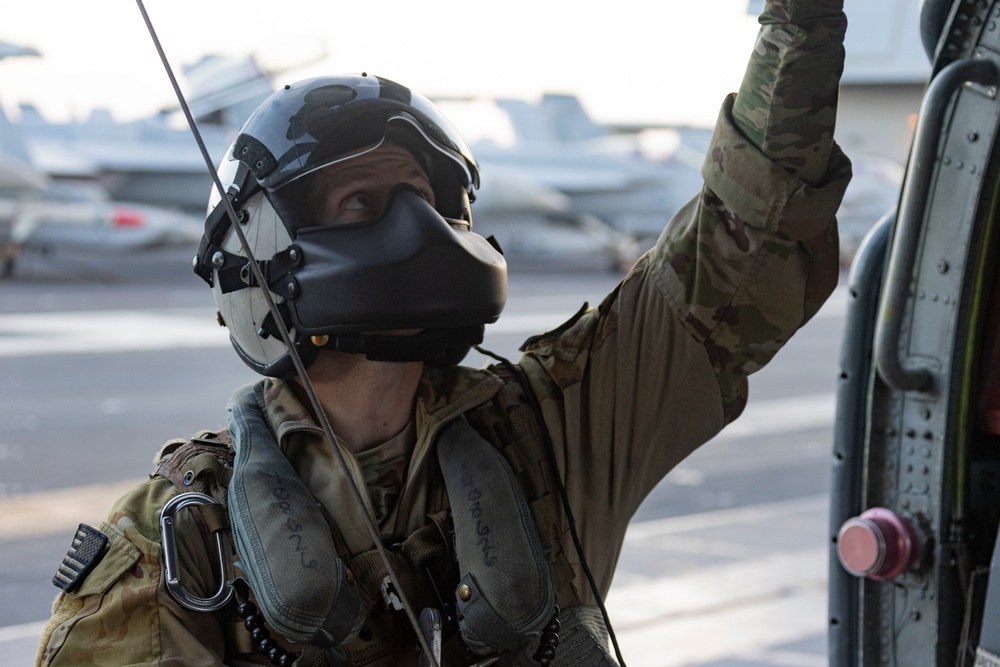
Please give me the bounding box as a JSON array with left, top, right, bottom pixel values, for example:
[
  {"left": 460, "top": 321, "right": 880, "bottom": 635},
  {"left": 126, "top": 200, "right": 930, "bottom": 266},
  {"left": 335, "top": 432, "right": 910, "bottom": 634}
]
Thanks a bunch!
[
  {"left": 519, "top": 0, "right": 852, "bottom": 596},
  {"left": 657, "top": 0, "right": 851, "bottom": 422}
]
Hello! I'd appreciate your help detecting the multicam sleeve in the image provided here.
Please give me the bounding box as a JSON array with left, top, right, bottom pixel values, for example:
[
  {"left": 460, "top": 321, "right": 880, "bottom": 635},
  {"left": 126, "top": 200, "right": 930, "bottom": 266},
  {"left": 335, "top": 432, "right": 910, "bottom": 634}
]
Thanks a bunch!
[
  {"left": 36, "top": 479, "right": 227, "bottom": 666},
  {"left": 662, "top": 0, "right": 851, "bottom": 422},
  {"left": 518, "top": 0, "right": 851, "bottom": 594},
  {"left": 731, "top": 0, "right": 847, "bottom": 185}
]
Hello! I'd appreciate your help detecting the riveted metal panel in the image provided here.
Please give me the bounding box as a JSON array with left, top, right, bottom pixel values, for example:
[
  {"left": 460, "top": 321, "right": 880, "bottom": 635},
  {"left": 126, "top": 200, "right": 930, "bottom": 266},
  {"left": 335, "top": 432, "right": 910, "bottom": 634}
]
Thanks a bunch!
[{"left": 833, "top": 1, "right": 1000, "bottom": 665}]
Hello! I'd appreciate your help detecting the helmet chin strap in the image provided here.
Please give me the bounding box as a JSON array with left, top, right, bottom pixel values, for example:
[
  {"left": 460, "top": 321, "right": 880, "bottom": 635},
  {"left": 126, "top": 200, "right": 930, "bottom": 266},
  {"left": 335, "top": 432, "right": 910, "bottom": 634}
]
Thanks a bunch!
[{"left": 135, "top": 3, "right": 440, "bottom": 663}]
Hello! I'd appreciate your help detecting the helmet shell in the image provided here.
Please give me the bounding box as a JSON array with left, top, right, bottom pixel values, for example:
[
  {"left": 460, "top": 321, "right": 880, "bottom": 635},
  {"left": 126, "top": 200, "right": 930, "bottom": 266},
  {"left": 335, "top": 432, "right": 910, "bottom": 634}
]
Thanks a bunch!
[
  {"left": 234, "top": 73, "right": 479, "bottom": 223},
  {"left": 199, "top": 74, "right": 505, "bottom": 378},
  {"left": 211, "top": 191, "right": 298, "bottom": 374}
]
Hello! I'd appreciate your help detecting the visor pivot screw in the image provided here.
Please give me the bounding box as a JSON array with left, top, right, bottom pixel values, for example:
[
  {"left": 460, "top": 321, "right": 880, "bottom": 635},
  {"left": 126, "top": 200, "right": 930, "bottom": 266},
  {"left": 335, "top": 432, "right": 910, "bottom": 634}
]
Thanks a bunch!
[
  {"left": 288, "top": 247, "right": 299, "bottom": 263},
  {"left": 311, "top": 335, "right": 329, "bottom": 347},
  {"left": 458, "top": 584, "right": 472, "bottom": 601},
  {"left": 212, "top": 251, "right": 225, "bottom": 269},
  {"left": 286, "top": 281, "right": 299, "bottom": 297},
  {"left": 236, "top": 210, "right": 248, "bottom": 225}
]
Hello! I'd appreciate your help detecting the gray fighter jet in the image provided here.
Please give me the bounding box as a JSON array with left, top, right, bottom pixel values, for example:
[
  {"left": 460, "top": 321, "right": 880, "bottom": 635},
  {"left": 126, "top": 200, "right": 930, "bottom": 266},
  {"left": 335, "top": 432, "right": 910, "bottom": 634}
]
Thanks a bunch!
[{"left": 0, "top": 41, "right": 205, "bottom": 277}]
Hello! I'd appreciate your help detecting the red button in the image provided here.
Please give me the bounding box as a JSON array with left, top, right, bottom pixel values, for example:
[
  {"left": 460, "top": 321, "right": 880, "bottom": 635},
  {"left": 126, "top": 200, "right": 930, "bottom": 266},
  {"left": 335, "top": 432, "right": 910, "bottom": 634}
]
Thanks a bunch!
[{"left": 837, "top": 508, "right": 918, "bottom": 580}]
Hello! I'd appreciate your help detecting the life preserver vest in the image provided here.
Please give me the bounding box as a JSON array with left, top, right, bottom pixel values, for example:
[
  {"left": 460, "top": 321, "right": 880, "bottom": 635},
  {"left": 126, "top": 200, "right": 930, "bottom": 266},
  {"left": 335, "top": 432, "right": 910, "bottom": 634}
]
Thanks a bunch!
[{"left": 154, "top": 365, "right": 613, "bottom": 666}]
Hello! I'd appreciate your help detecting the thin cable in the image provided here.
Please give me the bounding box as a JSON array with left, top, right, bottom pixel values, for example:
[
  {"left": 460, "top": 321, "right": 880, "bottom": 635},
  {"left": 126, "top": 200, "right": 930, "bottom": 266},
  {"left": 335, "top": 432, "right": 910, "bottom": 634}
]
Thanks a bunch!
[
  {"left": 133, "top": 3, "right": 438, "bottom": 663},
  {"left": 475, "top": 345, "right": 628, "bottom": 666}
]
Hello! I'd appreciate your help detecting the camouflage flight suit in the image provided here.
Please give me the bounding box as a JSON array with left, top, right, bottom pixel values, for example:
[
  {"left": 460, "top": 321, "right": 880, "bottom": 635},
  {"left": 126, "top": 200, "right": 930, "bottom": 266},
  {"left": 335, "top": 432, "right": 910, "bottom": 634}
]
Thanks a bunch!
[{"left": 37, "top": 1, "right": 851, "bottom": 664}]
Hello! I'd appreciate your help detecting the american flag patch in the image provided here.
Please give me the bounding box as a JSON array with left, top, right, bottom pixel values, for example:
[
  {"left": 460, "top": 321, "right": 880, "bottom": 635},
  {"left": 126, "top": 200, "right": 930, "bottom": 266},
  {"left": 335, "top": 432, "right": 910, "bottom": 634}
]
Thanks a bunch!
[{"left": 52, "top": 524, "right": 109, "bottom": 593}]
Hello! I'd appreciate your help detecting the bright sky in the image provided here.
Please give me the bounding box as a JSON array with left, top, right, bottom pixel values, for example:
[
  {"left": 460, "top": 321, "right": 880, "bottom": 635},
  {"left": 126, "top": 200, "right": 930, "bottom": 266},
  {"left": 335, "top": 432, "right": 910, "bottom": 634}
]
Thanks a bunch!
[{"left": 0, "top": 1, "right": 761, "bottom": 129}]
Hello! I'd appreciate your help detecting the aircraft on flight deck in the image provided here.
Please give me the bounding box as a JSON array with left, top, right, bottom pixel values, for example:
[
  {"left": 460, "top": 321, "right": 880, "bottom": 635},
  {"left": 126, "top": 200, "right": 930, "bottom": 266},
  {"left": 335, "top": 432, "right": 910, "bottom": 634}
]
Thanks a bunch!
[
  {"left": 1, "top": 4, "right": 906, "bottom": 280},
  {"left": 1, "top": 49, "right": 645, "bottom": 274},
  {"left": 0, "top": 41, "right": 204, "bottom": 278}
]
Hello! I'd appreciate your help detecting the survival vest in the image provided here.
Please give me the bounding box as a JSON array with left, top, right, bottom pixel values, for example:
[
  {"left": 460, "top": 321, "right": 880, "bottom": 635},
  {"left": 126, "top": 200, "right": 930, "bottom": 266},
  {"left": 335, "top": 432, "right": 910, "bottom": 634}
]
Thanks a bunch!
[{"left": 153, "top": 364, "right": 614, "bottom": 666}]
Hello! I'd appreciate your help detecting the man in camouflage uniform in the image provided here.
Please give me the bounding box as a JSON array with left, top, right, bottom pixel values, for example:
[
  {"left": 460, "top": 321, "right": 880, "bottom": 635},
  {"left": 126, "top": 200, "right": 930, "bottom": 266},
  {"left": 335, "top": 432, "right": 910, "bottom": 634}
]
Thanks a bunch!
[{"left": 37, "top": 1, "right": 851, "bottom": 665}]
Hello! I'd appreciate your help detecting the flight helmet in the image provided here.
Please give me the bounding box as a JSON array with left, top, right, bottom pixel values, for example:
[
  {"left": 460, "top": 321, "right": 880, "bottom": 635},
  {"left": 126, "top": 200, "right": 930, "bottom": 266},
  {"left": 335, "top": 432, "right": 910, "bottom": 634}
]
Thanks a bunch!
[{"left": 194, "top": 74, "right": 507, "bottom": 378}]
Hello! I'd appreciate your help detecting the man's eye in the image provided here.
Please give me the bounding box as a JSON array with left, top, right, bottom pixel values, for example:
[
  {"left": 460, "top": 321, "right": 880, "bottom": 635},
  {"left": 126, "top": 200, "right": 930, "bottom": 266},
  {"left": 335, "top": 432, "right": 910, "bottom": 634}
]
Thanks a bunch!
[{"left": 344, "top": 193, "right": 376, "bottom": 211}]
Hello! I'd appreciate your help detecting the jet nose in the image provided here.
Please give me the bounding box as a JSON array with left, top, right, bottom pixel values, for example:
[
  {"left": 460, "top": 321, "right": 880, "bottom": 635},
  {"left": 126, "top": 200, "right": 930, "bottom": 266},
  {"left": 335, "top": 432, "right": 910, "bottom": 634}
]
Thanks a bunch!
[{"left": 837, "top": 508, "right": 919, "bottom": 581}]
